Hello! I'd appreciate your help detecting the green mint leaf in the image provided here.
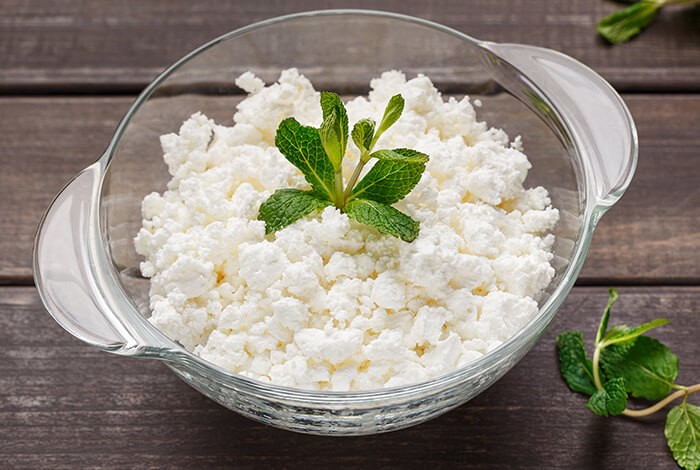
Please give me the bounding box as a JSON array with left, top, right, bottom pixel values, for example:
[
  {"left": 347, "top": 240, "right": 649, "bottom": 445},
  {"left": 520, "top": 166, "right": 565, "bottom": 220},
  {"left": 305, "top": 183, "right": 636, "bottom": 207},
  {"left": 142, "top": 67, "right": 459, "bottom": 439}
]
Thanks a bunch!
[
  {"left": 258, "top": 189, "right": 332, "bottom": 234},
  {"left": 375, "top": 94, "right": 405, "bottom": 139},
  {"left": 556, "top": 332, "right": 597, "bottom": 396},
  {"left": 585, "top": 390, "right": 609, "bottom": 417},
  {"left": 585, "top": 377, "right": 628, "bottom": 417},
  {"left": 370, "top": 148, "right": 429, "bottom": 164},
  {"left": 319, "top": 92, "right": 348, "bottom": 164},
  {"left": 350, "top": 149, "right": 427, "bottom": 205},
  {"left": 600, "top": 335, "right": 679, "bottom": 401},
  {"left": 595, "top": 288, "right": 619, "bottom": 346},
  {"left": 275, "top": 118, "right": 336, "bottom": 200},
  {"left": 665, "top": 403, "right": 700, "bottom": 470},
  {"left": 602, "top": 318, "right": 670, "bottom": 346},
  {"left": 604, "top": 324, "right": 630, "bottom": 339},
  {"left": 597, "top": 0, "right": 660, "bottom": 44},
  {"left": 345, "top": 199, "right": 419, "bottom": 242},
  {"left": 319, "top": 108, "right": 343, "bottom": 171},
  {"left": 604, "top": 378, "right": 629, "bottom": 416},
  {"left": 351, "top": 118, "right": 375, "bottom": 153}
]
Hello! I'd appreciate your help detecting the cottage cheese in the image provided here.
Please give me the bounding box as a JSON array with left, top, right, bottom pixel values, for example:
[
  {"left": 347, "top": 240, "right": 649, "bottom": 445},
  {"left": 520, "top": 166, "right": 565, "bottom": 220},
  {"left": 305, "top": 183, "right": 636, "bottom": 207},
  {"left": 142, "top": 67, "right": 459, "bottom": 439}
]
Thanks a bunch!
[{"left": 135, "top": 69, "right": 559, "bottom": 391}]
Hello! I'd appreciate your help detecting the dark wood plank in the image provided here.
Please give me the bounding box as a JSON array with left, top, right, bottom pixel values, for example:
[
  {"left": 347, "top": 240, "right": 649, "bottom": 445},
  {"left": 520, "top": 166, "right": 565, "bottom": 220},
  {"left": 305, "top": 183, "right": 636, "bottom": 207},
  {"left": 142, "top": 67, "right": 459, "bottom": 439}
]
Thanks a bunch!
[
  {"left": 1, "top": 94, "right": 698, "bottom": 284},
  {"left": 582, "top": 95, "right": 700, "bottom": 283},
  {"left": 0, "top": 97, "right": 133, "bottom": 283},
  {"left": 1, "top": 0, "right": 699, "bottom": 93},
  {"left": 1, "top": 286, "right": 696, "bottom": 468}
]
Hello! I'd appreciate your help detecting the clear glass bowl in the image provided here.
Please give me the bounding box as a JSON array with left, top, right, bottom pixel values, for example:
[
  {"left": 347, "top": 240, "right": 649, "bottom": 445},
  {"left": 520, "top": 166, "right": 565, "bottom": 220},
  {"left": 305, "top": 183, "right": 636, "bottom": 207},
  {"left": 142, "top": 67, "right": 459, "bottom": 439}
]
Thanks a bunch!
[{"left": 34, "top": 10, "right": 637, "bottom": 435}]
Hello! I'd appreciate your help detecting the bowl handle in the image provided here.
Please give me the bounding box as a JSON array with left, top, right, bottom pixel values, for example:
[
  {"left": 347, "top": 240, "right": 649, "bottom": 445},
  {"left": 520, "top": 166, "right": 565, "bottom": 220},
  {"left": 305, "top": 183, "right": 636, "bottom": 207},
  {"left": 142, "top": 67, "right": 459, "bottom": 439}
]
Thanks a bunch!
[
  {"left": 33, "top": 162, "right": 172, "bottom": 356},
  {"left": 480, "top": 42, "right": 638, "bottom": 211}
]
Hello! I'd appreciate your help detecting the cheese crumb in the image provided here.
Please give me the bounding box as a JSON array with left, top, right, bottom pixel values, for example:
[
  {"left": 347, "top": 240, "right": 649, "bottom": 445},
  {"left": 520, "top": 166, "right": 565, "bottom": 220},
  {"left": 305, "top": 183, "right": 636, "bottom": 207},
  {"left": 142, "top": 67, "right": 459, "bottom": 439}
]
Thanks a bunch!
[{"left": 135, "top": 69, "right": 559, "bottom": 391}]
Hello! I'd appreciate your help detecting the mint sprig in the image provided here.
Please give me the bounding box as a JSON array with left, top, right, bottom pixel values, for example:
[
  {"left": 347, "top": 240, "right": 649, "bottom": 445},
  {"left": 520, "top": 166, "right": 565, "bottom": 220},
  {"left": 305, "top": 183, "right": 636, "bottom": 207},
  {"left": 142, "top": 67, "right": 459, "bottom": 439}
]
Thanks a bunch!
[
  {"left": 597, "top": 0, "right": 700, "bottom": 44},
  {"left": 258, "top": 92, "right": 428, "bottom": 242},
  {"left": 557, "top": 289, "right": 700, "bottom": 469}
]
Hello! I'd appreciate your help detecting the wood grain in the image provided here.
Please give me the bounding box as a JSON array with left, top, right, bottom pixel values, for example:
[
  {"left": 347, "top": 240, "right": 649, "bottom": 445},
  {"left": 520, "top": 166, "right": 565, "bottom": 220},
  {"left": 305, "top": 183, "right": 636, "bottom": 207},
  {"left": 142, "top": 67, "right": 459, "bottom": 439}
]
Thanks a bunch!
[
  {"left": 2, "top": 94, "right": 699, "bottom": 284},
  {"left": 1, "top": 0, "right": 700, "bottom": 93},
  {"left": 0, "top": 97, "right": 133, "bottom": 283},
  {"left": 582, "top": 95, "right": 700, "bottom": 284},
  {"left": 2, "top": 1, "right": 698, "bottom": 469},
  {"left": 1, "top": 286, "right": 695, "bottom": 468}
]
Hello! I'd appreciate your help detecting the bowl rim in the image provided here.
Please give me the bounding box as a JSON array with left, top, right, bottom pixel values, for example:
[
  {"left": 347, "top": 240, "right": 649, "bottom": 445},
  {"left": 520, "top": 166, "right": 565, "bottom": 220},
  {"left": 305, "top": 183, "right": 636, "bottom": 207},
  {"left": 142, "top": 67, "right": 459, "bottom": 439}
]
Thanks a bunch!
[{"left": 97, "top": 9, "right": 599, "bottom": 403}]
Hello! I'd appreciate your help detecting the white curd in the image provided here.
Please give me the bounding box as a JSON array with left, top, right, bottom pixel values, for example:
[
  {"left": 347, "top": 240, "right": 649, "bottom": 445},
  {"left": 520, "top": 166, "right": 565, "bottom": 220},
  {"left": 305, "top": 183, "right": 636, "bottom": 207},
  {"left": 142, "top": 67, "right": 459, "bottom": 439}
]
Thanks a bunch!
[{"left": 135, "top": 69, "right": 559, "bottom": 391}]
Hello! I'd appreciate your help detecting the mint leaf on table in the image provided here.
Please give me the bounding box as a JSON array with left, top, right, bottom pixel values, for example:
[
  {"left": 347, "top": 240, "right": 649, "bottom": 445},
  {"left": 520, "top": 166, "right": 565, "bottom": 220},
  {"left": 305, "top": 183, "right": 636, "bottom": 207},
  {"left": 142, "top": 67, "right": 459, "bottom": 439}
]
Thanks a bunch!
[
  {"left": 601, "top": 335, "right": 679, "bottom": 401},
  {"left": 556, "top": 290, "right": 700, "bottom": 469},
  {"left": 595, "top": 288, "right": 619, "bottom": 345},
  {"left": 603, "top": 324, "right": 631, "bottom": 340},
  {"left": 556, "top": 332, "right": 597, "bottom": 396},
  {"left": 597, "top": 0, "right": 660, "bottom": 44},
  {"left": 596, "top": 0, "right": 700, "bottom": 45},
  {"left": 258, "top": 189, "right": 333, "bottom": 234},
  {"left": 275, "top": 118, "right": 336, "bottom": 200},
  {"left": 602, "top": 318, "right": 670, "bottom": 346},
  {"left": 586, "top": 377, "right": 628, "bottom": 417},
  {"left": 259, "top": 91, "right": 427, "bottom": 240},
  {"left": 665, "top": 403, "right": 700, "bottom": 470},
  {"left": 349, "top": 150, "right": 428, "bottom": 205},
  {"left": 345, "top": 199, "right": 419, "bottom": 242}
]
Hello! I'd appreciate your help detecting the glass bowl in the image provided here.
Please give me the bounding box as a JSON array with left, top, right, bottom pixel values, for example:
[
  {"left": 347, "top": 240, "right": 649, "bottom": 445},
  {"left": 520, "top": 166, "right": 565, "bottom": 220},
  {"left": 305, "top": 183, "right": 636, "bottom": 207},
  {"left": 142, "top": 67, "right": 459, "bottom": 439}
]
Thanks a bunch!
[{"left": 33, "top": 10, "right": 637, "bottom": 435}]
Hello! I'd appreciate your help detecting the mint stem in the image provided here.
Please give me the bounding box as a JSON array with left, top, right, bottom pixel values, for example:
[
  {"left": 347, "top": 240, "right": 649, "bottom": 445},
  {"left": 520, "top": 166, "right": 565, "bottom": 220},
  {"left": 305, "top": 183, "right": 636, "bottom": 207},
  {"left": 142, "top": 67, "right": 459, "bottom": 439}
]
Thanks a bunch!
[
  {"left": 343, "top": 157, "right": 367, "bottom": 201},
  {"left": 343, "top": 146, "right": 373, "bottom": 201},
  {"left": 593, "top": 344, "right": 605, "bottom": 390},
  {"left": 334, "top": 170, "right": 345, "bottom": 209},
  {"left": 623, "top": 383, "right": 700, "bottom": 418}
]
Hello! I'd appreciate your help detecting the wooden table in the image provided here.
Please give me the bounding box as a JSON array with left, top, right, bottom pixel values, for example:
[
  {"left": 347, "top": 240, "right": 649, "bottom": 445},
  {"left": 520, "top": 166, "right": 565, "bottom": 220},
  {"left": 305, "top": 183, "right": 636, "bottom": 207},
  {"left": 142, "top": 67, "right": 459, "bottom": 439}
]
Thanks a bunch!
[{"left": 2, "top": 1, "right": 699, "bottom": 468}]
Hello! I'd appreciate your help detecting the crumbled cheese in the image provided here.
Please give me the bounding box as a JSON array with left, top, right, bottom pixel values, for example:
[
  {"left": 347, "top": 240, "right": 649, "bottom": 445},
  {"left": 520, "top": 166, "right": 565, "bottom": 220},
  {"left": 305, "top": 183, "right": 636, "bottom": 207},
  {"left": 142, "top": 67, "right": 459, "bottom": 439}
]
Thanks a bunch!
[{"left": 135, "top": 69, "right": 559, "bottom": 391}]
